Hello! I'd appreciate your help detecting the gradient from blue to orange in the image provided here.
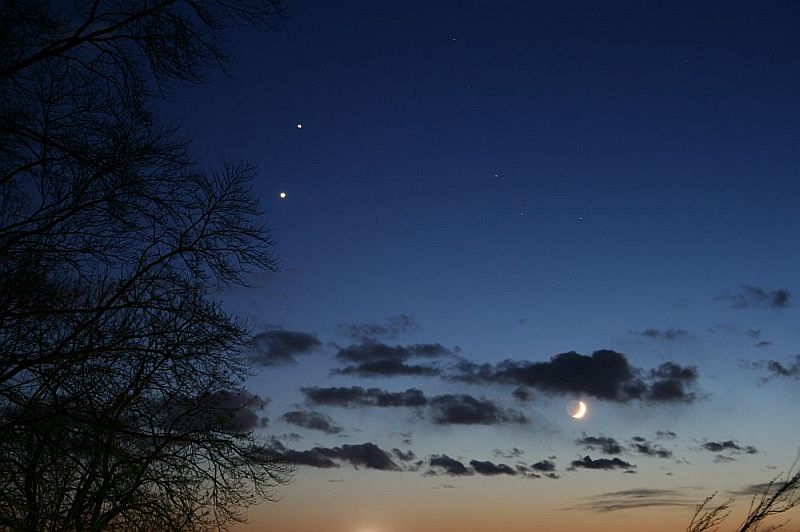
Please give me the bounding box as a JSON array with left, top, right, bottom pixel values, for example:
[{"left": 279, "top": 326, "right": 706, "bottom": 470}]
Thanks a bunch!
[{"left": 167, "top": 2, "right": 800, "bottom": 530}]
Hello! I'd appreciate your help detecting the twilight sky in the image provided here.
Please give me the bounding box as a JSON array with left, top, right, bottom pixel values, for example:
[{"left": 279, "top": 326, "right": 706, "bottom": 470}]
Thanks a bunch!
[{"left": 168, "top": 2, "right": 800, "bottom": 530}]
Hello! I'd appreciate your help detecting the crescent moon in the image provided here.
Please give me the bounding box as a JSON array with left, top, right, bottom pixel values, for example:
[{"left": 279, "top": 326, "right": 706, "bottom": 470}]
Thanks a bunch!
[{"left": 570, "top": 400, "right": 587, "bottom": 419}]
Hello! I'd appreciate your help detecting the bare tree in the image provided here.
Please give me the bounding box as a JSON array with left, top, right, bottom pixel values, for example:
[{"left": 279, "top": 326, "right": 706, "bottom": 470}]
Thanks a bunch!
[
  {"left": 0, "top": 1, "right": 291, "bottom": 530},
  {"left": 687, "top": 457, "right": 800, "bottom": 532}
]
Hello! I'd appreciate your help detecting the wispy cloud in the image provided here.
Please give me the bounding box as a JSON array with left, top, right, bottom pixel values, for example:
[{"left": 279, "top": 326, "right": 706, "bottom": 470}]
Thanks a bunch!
[
  {"left": 337, "top": 314, "right": 415, "bottom": 340},
  {"left": 281, "top": 410, "right": 343, "bottom": 434},
  {"left": 716, "top": 285, "right": 792, "bottom": 309},
  {"left": 571, "top": 488, "right": 700, "bottom": 512},
  {"left": 630, "top": 328, "right": 689, "bottom": 340}
]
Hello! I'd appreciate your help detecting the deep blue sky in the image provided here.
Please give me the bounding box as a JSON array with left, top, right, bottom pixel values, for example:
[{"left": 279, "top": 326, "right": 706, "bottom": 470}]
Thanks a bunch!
[{"left": 166, "top": 2, "right": 800, "bottom": 530}]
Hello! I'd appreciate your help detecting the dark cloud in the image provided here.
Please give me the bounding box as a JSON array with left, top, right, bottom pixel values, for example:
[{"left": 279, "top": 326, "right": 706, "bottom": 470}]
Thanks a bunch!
[
  {"left": 333, "top": 341, "right": 453, "bottom": 378},
  {"left": 656, "top": 430, "right": 677, "bottom": 439},
  {"left": 574, "top": 488, "right": 698, "bottom": 512},
  {"left": 531, "top": 460, "right": 556, "bottom": 472},
  {"left": 336, "top": 341, "right": 452, "bottom": 363},
  {"left": 429, "top": 454, "right": 473, "bottom": 476},
  {"left": 631, "top": 440, "right": 673, "bottom": 459},
  {"left": 765, "top": 355, "right": 800, "bottom": 379},
  {"left": 337, "top": 314, "right": 414, "bottom": 340},
  {"left": 301, "top": 386, "right": 427, "bottom": 408},
  {"left": 631, "top": 328, "right": 689, "bottom": 340},
  {"left": 742, "top": 355, "right": 800, "bottom": 382},
  {"left": 576, "top": 435, "right": 623, "bottom": 455},
  {"left": 512, "top": 387, "right": 533, "bottom": 403},
  {"left": 646, "top": 362, "right": 697, "bottom": 402},
  {"left": 451, "top": 350, "right": 697, "bottom": 403},
  {"left": 270, "top": 440, "right": 400, "bottom": 471},
  {"left": 428, "top": 394, "right": 528, "bottom": 426},
  {"left": 701, "top": 440, "right": 758, "bottom": 454},
  {"left": 333, "top": 359, "right": 441, "bottom": 378},
  {"left": 268, "top": 439, "right": 338, "bottom": 469},
  {"left": 248, "top": 329, "right": 321, "bottom": 366},
  {"left": 329, "top": 442, "right": 401, "bottom": 471},
  {"left": 716, "top": 285, "right": 792, "bottom": 309},
  {"left": 570, "top": 456, "right": 636, "bottom": 471},
  {"left": 281, "top": 410, "right": 342, "bottom": 434},
  {"left": 302, "top": 387, "right": 527, "bottom": 427},
  {"left": 469, "top": 459, "right": 516, "bottom": 476},
  {"left": 754, "top": 341, "right": 773, "bottom": 348}
]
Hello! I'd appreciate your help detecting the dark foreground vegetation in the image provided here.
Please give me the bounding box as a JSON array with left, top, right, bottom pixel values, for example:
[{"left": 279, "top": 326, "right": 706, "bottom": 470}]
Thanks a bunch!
[{"left": 0, "top": 1, "right": 291, "bottom": 530}]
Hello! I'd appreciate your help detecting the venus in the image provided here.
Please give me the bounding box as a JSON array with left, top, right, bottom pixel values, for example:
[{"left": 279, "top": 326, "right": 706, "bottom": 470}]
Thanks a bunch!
[{"left": 568, "top": 400, "right": 587, "bottom": 419}]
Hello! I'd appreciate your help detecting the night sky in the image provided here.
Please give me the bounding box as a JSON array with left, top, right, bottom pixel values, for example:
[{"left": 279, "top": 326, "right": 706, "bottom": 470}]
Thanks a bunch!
[{"left": 169, "top": 2, "right": 800, "bottom": 531}]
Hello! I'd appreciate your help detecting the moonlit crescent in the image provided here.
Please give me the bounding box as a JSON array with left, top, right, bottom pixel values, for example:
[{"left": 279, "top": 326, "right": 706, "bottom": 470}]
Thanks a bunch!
[{"left": 570, "top": 400, "right": 587, "bottom": 419}]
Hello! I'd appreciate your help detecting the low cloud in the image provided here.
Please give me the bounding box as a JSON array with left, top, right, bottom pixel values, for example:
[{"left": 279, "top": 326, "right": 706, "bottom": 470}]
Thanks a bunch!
[
  {"left": 576, "top": 435, "right": 622, "bottom": 455},
  {"left": 333, "top": 341, "right": 453, "bottom": 378},
  {"left": 469, "top": 460, "right": 516, "bottom": 476},
  {"left": 429, "top": 454, "right": 473, "bottom": 476},
  {"left": 765, "top": 355, "right": 800, "bottom": 379},
  {"left": 302, "top": 387, "right": 527, "bottom": 426},
  {"left": 270, "top": 440, "right": 400, "bottom": 471},
  {"left": 428, "top": 394, "right": 528, "bottom": 426},
  {"left": 631, "top": 439, "right": 673, "bottom": 459},
  {"left": 333, "top": 359, "right": 441, "bottom": 378},
  {"left": 531, "top": 459, "right": 557, "bottom": 472},
  {"left": 630, "top": 328, "right": 689, "bottom": 340},
  {"left": 570, "top": 456, "right": 636, "bottom": 472},
  {"left": 450, "top": 350, "right": 697, "bottom": 403},
  {"left": 742, "top": 355, "right": 800, "bottom": 382},
  {"left": 248, "top": 329, "right": 321, "bottom": 366},
  {"left": 281, "top": 410, "right": 342, "bottom": 434},
  {"left": 336, "top": 341, "right": 452, "bottom": 363},
  {"left": 701, "top": 440, "right": 758, "bottom": 455},
  {"left": 716, "top": 286, "right": 792, "bottom": 309},
  {"left": 512, "top": 387, "right": 533, "bottom": 403}
]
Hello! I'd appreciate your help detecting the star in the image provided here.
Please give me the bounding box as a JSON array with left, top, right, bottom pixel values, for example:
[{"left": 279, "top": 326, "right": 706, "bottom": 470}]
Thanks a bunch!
[
  {"left": 279, "top": 192, "right": 287, "bottom": 199},
  {"left": 296, "top": 123, "right": 303, "bottom": 129}
]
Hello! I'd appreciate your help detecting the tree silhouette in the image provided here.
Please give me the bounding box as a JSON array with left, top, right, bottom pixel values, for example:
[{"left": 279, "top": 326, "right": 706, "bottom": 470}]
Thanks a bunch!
[
  {"left": 0, "top": 1, "right": 290, "bottom": 529},
  {"left": 687, "top": 457, "right": 800, "bottom": 532}
]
